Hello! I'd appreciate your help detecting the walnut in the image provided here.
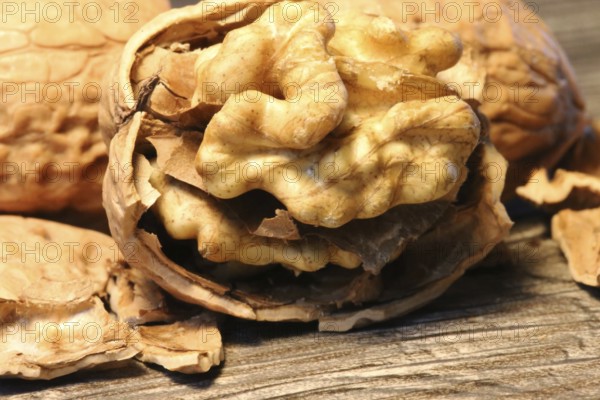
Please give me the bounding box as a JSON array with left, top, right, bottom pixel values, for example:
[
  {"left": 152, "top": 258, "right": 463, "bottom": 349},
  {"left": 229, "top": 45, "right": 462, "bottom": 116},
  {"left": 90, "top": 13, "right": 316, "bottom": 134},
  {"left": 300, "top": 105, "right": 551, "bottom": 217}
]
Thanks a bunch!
[
  {"left": 0, "top": 0, "right": 170, "bottom": 213},
  {"left": 192, "top": 7, "right": 478, "bottom": 228},
  {"left": 318, "top": 0, "right": 586, "bottom": 196},
  {"left": 0, "top": 216, "right": 222, "bottom": 379},
  {"left": 102, "top": 0, "right": 512, "bottom": 331}
]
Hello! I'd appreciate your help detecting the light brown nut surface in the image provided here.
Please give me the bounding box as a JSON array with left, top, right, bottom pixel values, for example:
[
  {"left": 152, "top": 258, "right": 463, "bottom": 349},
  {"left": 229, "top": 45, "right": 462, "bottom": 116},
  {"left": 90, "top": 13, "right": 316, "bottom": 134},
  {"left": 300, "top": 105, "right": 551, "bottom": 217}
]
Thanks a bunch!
[
  {"left": 192, "top": 5, "right": 479, "bottom": 228},
  {"left": 151, "top": 169, "right": 361, "bottom": 272},
  {"left": 0, "top": 0, "right": 170, "bottom": 213},
  {"left": 102, "top": 0, "right": 511, "bottom": 329}
]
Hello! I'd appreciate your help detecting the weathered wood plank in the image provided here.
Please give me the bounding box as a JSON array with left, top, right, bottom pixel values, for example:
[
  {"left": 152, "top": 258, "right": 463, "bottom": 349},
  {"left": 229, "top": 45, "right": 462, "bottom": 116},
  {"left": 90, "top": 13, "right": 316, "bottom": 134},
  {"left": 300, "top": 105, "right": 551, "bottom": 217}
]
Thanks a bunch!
[{"left": 535, "top": 0, "right": 600, "bottom": 116}]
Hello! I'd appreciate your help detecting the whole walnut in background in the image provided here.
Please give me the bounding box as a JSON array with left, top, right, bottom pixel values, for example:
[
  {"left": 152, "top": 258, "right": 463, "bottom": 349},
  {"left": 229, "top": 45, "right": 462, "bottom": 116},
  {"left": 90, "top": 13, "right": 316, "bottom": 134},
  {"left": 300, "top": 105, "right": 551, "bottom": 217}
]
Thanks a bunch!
[{"left": 0, "top": 0, "right": 170, "bottom": 213}]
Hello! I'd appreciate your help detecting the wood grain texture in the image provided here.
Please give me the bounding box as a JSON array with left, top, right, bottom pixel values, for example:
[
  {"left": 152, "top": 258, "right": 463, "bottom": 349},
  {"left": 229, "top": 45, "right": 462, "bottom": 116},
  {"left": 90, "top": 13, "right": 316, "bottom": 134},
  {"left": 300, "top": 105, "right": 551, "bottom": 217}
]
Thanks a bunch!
[
  {"left": 2, "top": 0, "right": 600, "bottom": 398},
  {"left": 535, "top": 0, "right": 600, "bottom": 117}
]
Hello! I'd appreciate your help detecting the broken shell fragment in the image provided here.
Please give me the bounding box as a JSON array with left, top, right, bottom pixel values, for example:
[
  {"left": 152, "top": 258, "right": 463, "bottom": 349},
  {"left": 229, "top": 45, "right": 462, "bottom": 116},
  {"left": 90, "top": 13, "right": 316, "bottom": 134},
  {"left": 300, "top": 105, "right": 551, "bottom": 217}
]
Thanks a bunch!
[
  {"left": 107, "top": 263, "right": 176, "bottom": 326},
  {"left": 552, "top": 208, "right": 600, "bottom": 287},
  {"left": 0, "top": 216, "right": 116, "bottom": 306},
  {"left": 0, "top": 216, "right": 222, "bottom": 379},
  {"left": 517, "top": 122, "right": 600, "bottom": 287},
  {"left": 135, "top": 314, "right": 224, "bottom": 374},
  {"left": 517, "top": 168, "right": 600, "bottom": 213},
  {"left": 0, "top": 216, "right": 134, "bottom": 380},
  {"left": 0, "top": 299, "right": 138, "bottom": 380}
]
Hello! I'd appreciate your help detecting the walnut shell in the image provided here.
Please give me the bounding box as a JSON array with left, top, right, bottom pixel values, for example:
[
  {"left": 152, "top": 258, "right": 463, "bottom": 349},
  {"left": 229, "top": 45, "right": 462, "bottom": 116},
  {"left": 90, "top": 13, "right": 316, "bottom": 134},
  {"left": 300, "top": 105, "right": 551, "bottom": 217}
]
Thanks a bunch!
[
  {"left": 0, "top": 215, "right": 222, "bottom": 379},
  {"left": 0, "top": 0, "right": 170, "bottom": 213},
  {"left": 102, "top": 0, "right": 512, "bottom": 331},
  {"left": 552, "top": 208, "right": 600, "bottom": 287},
  {"left": 0, "top": 216, "right": 134, "bottom": 380}
]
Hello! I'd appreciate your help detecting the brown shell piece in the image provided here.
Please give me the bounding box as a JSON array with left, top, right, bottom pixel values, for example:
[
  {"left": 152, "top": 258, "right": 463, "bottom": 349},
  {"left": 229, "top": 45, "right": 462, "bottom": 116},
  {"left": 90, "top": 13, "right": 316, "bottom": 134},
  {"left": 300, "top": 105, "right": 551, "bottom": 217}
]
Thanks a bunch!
[
  {"left": 0, "top": 216, "right": 223, "bottom": 378},
  {"left": 317, "top": 0, "right": 587, "bottom": 195},
  {"left": 516, "top": 120, "right": 600, "bottom": 212},
  {"left": 102, "top": 0, "right": 511, "bottom": 330},
  {"left": 516, "top": 122, "right": 600, "bottom": 287},
  {"left": 0, "top": 216, "right": 138, "bottom": 379},
  {"left": 134, "top": 314, "right": 224, "bottom": 374},
  {"left": 0, "top": 298, "right": 139, "bottom": 380},
  {"left": 107, "top": 263, "right": 224, "bottom": 374},
  {"left": 0, "top": 216, "right": 116, "bottom": 305},
  {"left": 107, "top": 263, "right": 175, "bottom": 325},
  {"left": 0, "top": 0, "right": 170, "bottom": 213},
  {"left": 552, "top": 208, "right": 600, "bottom": 287},
  {"left": 516, "top": 168, "right": 600, "bottom": 212}
]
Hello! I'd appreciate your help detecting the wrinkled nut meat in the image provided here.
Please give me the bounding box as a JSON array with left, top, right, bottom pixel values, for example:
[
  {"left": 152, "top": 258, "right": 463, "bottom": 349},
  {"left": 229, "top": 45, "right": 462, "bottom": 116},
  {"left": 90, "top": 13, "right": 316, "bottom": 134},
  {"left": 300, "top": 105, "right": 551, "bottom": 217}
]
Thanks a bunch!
[
  {"left": 0, "top": 0, "right": 170, "bottom": 213},
  {"left": 193, "top": 8, "right": 478, "bottom": 228},
  {"left": 0, "top": 216, "right": 222, "bottom": 380},
  {"left": 317, "top": 0, "right": 587, "bottom": 196},
  {"left": 102, "top": 0, "right": 512, "bottom": 331}
]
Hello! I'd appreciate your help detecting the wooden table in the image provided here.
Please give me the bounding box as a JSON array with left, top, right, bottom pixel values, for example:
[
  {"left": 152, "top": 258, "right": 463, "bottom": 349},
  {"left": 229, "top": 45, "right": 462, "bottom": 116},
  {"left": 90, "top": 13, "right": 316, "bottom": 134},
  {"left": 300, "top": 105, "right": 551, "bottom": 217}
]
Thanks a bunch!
[{"left": 3, "top": 0, "right": 600, "bottom": 398}]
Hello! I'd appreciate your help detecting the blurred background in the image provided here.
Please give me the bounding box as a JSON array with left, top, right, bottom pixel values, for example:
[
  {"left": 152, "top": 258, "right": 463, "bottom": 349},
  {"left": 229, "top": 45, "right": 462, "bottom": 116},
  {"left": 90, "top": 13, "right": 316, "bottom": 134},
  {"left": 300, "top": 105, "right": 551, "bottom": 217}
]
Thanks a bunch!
[{"left": 168, "top": 0, "right": 600, "bottom": 117}]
